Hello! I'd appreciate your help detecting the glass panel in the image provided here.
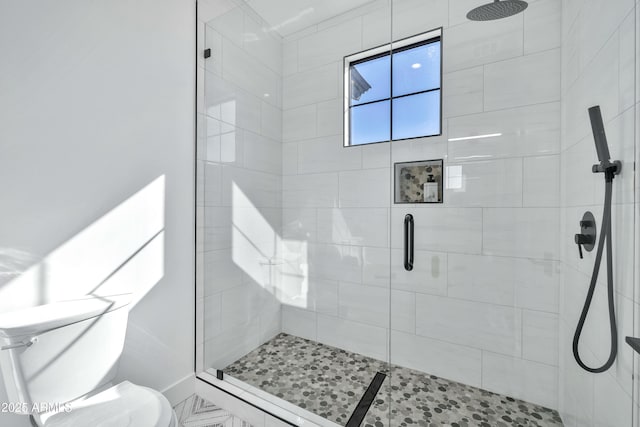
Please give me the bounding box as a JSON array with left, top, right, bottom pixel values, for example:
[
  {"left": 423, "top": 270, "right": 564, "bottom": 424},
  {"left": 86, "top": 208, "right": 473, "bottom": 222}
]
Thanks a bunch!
[
  {"left": 392, "top": 40, "right": 440, "bottom": 97},
  {"left": 350, "top": 54, "right": 391, "bottom": 106},
  {"left": 197, "top": 1, "right": 393, "bottom": 426},
  {"left": 351, "top": 100, "right": 391, "bottom": 145},
  {"left": 391, "top": 90, "right": 440, "bottom": 139}
]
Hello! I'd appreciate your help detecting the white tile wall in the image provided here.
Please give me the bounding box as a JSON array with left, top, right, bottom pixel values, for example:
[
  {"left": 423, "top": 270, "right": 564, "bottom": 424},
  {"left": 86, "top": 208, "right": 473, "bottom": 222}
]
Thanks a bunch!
[
  {"left": 484, "top": 48, "right": 561, "bottom": 111},
  {"left": 482, "top": 208, "right": 560, "bottom": 260},
  {"left": 482, "top": 351, "right": 559, "bottom": 409},
  {"left": 316, "top": 208, "right": 388, "bottom": 247},
  {"left": 199, "top": 0, "right": 570, "bottom": 415},
  {"left": 444, "top": 16, "right": 523, "bottom": 73},
  {"left": 338, "top": 282, "right": 389, "bottom": 328},
  {"left": 390, "top": 330, "right": 482, "bottom": 388},
  {"left": 316, "top": 314, "right": 388, "bottom": 361},
  {"left": 442, "top": 66, "right": 484, "bottom": 118},
  {"left": 276, "top": 0, "right": 563, "bottom": 410},
  {"left": 559, "top": 0, "right": 637, "bottom": 426},
  {"left": 447, "top": 102, "right": 561, "bottom": 161},
  {"left": 415, "top": 294, "right": 523, "bottom": 357},
  {"left": 444, "top": 158, "right": 524, "bottom": 207}
]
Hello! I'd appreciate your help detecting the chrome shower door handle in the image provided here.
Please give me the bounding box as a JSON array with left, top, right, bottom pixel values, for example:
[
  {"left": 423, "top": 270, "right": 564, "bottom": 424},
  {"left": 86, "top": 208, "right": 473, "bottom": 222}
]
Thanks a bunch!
[{"left": 404, "top": 214, "right": 414, "bottom": 271}]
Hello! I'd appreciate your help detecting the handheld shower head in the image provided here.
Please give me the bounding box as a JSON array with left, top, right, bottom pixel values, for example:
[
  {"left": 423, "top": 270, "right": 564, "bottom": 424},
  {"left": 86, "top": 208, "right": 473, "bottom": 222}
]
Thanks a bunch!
[
  {"left": 587, "top": 105, "right": 621, "bottom": 180},
  {"left": 588, "top": 106, "right": 611, "bottom": 163}
]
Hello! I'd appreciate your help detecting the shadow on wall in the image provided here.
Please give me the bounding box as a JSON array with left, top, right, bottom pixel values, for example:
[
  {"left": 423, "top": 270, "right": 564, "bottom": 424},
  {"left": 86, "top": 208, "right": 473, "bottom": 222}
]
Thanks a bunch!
[{"left": 0, "top": 175, "right": 167, "bottom": 313}]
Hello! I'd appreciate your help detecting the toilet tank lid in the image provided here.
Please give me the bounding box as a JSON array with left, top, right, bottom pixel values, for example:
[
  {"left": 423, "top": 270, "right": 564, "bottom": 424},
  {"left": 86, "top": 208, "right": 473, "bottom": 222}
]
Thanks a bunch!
[{"left": 0, "top": 294, "right": 132, "bottom": 339}]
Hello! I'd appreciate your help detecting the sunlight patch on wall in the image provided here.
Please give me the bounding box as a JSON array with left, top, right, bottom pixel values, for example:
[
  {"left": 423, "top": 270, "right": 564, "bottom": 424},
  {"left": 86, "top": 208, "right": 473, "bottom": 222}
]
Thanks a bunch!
[{"left": 0, "top": 176, "right": 166, "bottom": 312}]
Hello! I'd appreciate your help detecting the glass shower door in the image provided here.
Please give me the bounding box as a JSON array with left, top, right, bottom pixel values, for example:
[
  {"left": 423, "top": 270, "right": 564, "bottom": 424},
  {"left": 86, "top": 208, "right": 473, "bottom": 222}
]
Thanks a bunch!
[
  {"left": 196, "top": 0, "right": 393, "bottom": 425},
  {"left": 387, "top": 1, "right": 636, "bottom": 426}
]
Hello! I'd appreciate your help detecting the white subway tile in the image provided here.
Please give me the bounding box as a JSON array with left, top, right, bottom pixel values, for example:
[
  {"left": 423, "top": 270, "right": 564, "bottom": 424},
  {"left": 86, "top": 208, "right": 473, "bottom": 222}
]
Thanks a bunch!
[
  {"left": 282, "top": 172, "right": 339, "bottom": 208},
  {"left": 317, "top": 208, "right": 388, "bottom": 247},
  {"left": 282, "top": 208, "right": 316, "bottom": 242},
  {"left": 444, "top": 17, "right": 523, "bottom": 72},
  {"left": 445, "top": 158, "right": 523, "bottom": 207},
  {"left": 203, "top": 249, "right": 244, "bottom": 294},
  {"left": 523, "top": 0, "right": 561, "bottom": 54},
  {"left": 282, "top": 305, "right": 317, "bottom": 341},
  {"left": 317, "top": 314, "right": 388, "bottom": 362},
  {"left": 482, "top": 351, "right": 558, "bottom": 409},
  {"left": 204, "top": 293, "right": 222, "bottom": 341},
  {"left": 484, "top": 49, "right": 560, "bottom": 111},
  {"left": 391, "top": 290, "right": 415, "bottom": 333},
  {"left": 593, "top": 371, "right": 633, "bottom": 427},
  {"left": 443, "top": 66, "right": 483, "bottom": 118},
  {"left": 483, "top": 208, "right": 560, "bottom": 260},
  {"left": 204, "top": 26, "right": 223, "bottom": 76},
  {"left": 339, "top": 168, "right": 390, "bottom": 208},
  {"left": 311, "top": 278, "right": 339, "bottom": 316},
  {"left": 362, "top": 4, "right": 392, "bottom": 48},
  {"left": 308, "top": 243, "right": 362, "bottom": 284},
  {"left": 448, "top": 254, "right": 560, "bottom": 313},
  {"left": 261, "top": 101, "right": 282, "bottom": 141},
  {"left": 523, "top": 155, "right": 560, "bottom": 207},
  {"left": 282, "top": 40, "right": 298, "bottom": 77},
  {"left": 523, "top": 310, "right": 559, "bottom": 366},
  {"left": 391, "top": 0, "right": 448, "bottom": 41},
  {"left": 298, "top": 18, "right": 362, "bottom": 72},
  {"left": 298, "top": 136, "right": 362, "bottom": 174},
  {"left": 243, "top": 14, "right": 282, "bottom": 75},
  {"left": 390, "top": 249, "right": 447, "bottom": 296},
  {"left": 222, "top": 166, "right": 281, "bottom": 208},
  {"left": 207, "top": 5, "right": 244, "bottom": 48},
  {"left": 391, "top": 208, "right": 483, "bottom": 254},
  {"left": 243, "top": 131, "right": 282, "bottom": 175},
  {"left": 283, "top": 105, "right": 316, "bottom": 142},
  {"left": 338, "top": 282, "right": 389, "bottom": 328},
  {"left": 283, "top": 62, "right": 340, "bottom": 110},
  {"left": 222, "top": 38, "right": 279, "bottom": 103},
  {"left": 362, "top": 246, "right": 391, "bottom": 288},
  {"left": 415, "top": 294, "right": 522, "bottom": 357},
  {"left": 282, "top": 142, "right": 298, "bottom": 175},
  {"left": 448, "top": 102, "right": 561, "bottom": 162},
  {"left": 390, "top": 330, "right": 482, "bottom": 388},
  {"left": 316, "top": 98, "right": 342, "bottom": 137}
]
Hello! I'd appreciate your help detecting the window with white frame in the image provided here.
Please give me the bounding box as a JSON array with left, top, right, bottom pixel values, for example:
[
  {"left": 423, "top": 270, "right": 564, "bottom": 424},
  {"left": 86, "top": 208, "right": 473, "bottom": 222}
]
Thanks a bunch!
[{"left": 343, "top": 28, "right": 442, "bottom": 147}]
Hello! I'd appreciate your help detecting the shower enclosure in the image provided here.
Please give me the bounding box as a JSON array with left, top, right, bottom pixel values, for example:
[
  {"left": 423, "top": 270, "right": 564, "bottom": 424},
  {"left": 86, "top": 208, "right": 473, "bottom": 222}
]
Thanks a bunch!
[{"left": 195, "top": 0, "right": 639, "bottom": 426}]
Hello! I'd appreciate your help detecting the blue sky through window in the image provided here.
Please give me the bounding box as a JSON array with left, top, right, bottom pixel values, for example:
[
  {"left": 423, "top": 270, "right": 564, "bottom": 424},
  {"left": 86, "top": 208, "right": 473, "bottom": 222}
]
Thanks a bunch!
[{"left": 347, "top": 38, "right": 441, "bottom": 146}]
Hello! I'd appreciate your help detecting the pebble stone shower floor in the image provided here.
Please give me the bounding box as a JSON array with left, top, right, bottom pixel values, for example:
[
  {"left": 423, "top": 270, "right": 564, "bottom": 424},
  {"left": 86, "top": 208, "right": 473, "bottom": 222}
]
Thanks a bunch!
[{"left": 224, "top": 333, "right": 563, "bottom": 427}]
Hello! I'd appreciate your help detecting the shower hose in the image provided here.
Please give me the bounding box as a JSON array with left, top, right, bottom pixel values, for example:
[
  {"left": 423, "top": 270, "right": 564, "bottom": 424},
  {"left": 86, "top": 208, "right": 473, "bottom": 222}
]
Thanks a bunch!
[{"left": 572, "top": 172, "right": 617, "bottom": 373}]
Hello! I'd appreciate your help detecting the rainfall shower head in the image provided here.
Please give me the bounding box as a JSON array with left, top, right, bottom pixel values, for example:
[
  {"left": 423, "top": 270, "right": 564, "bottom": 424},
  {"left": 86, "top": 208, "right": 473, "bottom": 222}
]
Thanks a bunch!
[{"left": 466, "top": 0, "right": 528, "bottom": 21}]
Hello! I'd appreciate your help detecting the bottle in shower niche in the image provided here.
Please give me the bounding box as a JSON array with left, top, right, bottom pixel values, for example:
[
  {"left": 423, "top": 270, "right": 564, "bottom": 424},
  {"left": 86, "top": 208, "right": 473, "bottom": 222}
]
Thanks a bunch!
[{"left": 423, "top": 174, "right": 438, "bottom": 202}]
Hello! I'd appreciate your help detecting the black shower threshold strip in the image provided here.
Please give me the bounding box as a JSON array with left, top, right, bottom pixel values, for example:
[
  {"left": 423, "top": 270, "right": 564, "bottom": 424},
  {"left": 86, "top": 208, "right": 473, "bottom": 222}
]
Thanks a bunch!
[{"left": 345, "top": 372, "right": 387, "bottom": 427}]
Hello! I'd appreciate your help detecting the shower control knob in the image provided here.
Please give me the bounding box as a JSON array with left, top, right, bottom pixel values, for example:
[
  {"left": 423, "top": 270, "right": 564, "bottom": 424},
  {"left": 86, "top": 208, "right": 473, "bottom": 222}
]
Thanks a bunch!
[
  {"left": 574, "top": 211, "right": 597, "bottom": 260},
  {"left": 574, "top": 234, "right": 592, "bottom": 259}
]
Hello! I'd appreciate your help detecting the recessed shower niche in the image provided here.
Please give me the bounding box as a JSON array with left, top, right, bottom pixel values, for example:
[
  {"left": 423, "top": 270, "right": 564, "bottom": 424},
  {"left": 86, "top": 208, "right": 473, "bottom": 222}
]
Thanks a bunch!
[{"left": 394, "top": 159, "right": 443, "bottom": 203}]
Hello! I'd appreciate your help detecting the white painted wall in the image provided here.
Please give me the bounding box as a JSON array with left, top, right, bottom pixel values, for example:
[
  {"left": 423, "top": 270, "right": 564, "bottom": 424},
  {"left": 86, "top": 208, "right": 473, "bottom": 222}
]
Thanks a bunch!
[
  {"left": 0, "top": 0, "right": 195, "bottom": 425},
  {"left": 559, "top": 0, "right": 637, "bottom": 426}
]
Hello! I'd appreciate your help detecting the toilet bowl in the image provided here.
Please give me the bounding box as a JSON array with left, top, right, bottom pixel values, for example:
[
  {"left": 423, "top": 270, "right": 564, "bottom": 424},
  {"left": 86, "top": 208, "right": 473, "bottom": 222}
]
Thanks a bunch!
[
  {"left": 0, "top": 295, "right": 178, "bottom": 427},
  {"left": 39, "top": 381, "right": 177, "bottom": 427}
]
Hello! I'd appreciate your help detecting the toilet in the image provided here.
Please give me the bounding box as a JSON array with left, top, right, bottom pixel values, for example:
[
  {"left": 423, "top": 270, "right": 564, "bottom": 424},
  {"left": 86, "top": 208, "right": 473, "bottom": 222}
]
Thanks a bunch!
[{"left": 0, "top": 294, "right": 177, "bottom": 426}]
